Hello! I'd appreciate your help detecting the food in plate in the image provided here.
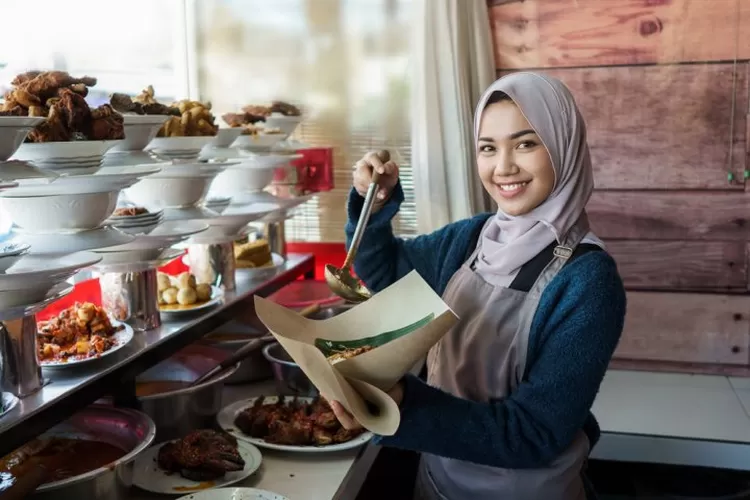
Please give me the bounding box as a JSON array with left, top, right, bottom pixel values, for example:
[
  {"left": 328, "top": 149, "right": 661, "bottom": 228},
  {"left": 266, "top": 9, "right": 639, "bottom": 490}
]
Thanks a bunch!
[
  {"left": 158, "top": 271, "right": 214, "bottom": 310},
  {"left": 37, "top": 302, "right": 123, "bottom": 363},
  {"left": 110, "top": 85, "right": 180, "bottom": 116},
  {"left": 222, "top": 100, "right": 300, "bottom": 128},
  {"left": 233, "top": 396, "right": 365, "bottom": 446},
  {"left": 112, "top": 206, "right": 149, "bottom": 217},
  {"left": 234, "top": 239, "right": 273, "bottom": 269},
  {"left": 157, "top": 430, "right": 245, "bottom": 481},
  {"left": 1, "top": 70, "right": 125, "bottom": 142},
  {"left": 0, "top": 436, "right": 126, "bottom": 486},
  {"left": 159, "top": 99, "right": 218, "bottom": 137},
  {"left": 326, "top": 346, "right": 375, "bottom": 365}
]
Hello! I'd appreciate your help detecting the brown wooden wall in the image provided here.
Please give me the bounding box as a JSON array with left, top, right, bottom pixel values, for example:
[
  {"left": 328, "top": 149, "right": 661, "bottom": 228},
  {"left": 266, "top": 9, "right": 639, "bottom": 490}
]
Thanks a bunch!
[{"left": 488, "top": 0, "right": 750, "bottom": 375}]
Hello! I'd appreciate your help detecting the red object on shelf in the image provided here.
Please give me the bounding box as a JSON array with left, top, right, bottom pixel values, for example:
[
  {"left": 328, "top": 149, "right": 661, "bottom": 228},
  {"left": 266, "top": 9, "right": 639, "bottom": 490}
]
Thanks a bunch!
[
  {"left": 273, "top": 147, "right": 334, "bottom": 194},
  {"left": 36, "top": 278, "right": 102, "bottom": 321},
  {"left": 286, "top": 242, "right": 346, "bottom": 281}
]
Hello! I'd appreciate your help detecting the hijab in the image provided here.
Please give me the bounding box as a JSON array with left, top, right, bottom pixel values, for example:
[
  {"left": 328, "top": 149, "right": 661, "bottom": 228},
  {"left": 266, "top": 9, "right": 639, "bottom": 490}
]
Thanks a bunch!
[{"left": 473, "top": 72, "right": 602, "bottom": 285}]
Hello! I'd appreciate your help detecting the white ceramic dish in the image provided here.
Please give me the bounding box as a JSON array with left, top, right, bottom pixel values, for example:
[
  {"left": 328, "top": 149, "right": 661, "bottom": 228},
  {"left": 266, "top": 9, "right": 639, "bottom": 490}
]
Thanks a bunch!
[
  {"left": 0, "top": 251, "right": 101, "bottom": 291},
  {"left": 161, "top": 206, "right": 219, "bottom": 222},
  {"left": 10, "top": 164, "right": 161, "bottom": 195},
  {"left": 263, "top": 114, "right": 303, "bottom": 136},
  {"left": 147, "top": 136, "right": 216, "bottom": 154},
  {"left": 234, "top": 152, "right": 299, "bottom": 169},
  {"left": 209, "top": 127, "right": 244, "bottom": 148},
  {"left": 0, "top": 280, "right": 71, "bottom": 311},
  {"left": 231, "top": 133, "right": 285, "bottom": 150},
  {"left": 158, "top": 286, "right": 224, "bottom": 316},
  {"left": 93, "top": 247, "right": 166, "bottom": 266},
  {"left": 13, "top": 139, "right": 122, "bottom": 162},
  {"left": 237, "top": 253, "right": 285, "bottom": 280},
  {"left": 203, "top": 196, "right": 231, "bottom": 214},
  {"left": 217, "top": 396, "right": 373, "bottom": 453},
  {"left": 125, "top": 176, "right": 214, "bottom": 209},
  {"left": 0, "top": 117, "right": 47, "bottom": 161},
  {"left": 0, "top": 242, "right": 30, "bottom": 259},
  {"left": 1, "top": 190, "right": 119, "bottom": 233},
  {"left": 108, "top": 208, "right": 163, "bottom": 221},
  {"left": 11, "top": 226, "right": 135, "bottom": 255},
  {"left": 188, "top": 203, "right": 281, "bottom": 243},
  {"left": 40, "top": 321, "right": 135, "bottom": 368},
  {"left": 0, "top": 160, "right": 58, "bottom": 182},
  {"left": 210, "top": 164, "right": 277, "bottom": 194},
  {"left": 176, "top": 488, "right": 289, "bottom": 500},
  {"left": 132, "top": 438, "right": 262, "bottom": 495},
  {"left": 94, "top": 248, "right": 184, "bottom": 274},
  {"left": 152, "top": 161, "right": 231, "bottom": 178},
  {"left": 104, "top": 220, "right": 209, "bottom": 252},
  {"left": 112, "top": 116, "right": 170, "bottom": 152}
]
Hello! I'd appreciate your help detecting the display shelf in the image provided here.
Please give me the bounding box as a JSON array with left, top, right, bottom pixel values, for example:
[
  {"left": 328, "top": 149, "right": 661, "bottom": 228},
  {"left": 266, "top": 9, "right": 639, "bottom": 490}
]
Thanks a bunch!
[{"left": 0, "top": 253, "right": 315, "bottom": 457}]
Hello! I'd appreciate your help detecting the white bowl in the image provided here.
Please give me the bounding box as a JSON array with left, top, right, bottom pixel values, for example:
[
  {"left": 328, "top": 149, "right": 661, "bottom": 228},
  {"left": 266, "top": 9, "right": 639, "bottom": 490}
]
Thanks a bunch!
[
  {"left": 93, "top": 247, "right": 167, "bottom": 266},
  {"left": 0, "top": 117, "right": 46, "bottom": 161},
  {"left": 111, "top": 116, "right": 170, "bottom": 152},
  {"left": 1, "top": 190, "right": 120, "bottom": 233},
  {"left": 106, "top": 220, "right": 209, "bottom": 251},
  {"left": 235, "top": 152, "right": 299, "bottom": 169},
  {"left": 210, "top": 164, "right": 277, "bottom": 194},
  {"left": 124, "top": 176, "right": 215, "bottom": 209},
  {"left": 232, "top": 133, "right": 285, "bottom": 150},
  {"left": 0, "top": 251, "right": 102, "bottom": 289},
  {"left": 209, "top": 128, "right": 243, "bottom": 148},
  {"left": 13, "top": 140, "right": 123, "bottom": 162},
  {"left": 11, "top": 227, "right": 134, "bottom": 255},
  {"left": 203, "top": 196, "right": 231, "bottom": 214},
  {"left": 263, "top": 114, "right": 303, "bottom": 136},
  {"left": 146, "top": 136, "right": 216, "bottom": 154}
]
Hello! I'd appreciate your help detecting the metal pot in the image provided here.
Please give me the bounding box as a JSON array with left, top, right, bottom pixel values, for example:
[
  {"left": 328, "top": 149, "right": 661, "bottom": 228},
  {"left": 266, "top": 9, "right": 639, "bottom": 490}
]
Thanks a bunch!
[
  {"left": 135, "top": 344, "right": 239, "bottom": 442},
  {"left": 32, "top": 405, "right": 156, "bottom": 500},
  {"left": 200, "top": 320, "right": 273, "bottom": 384}
]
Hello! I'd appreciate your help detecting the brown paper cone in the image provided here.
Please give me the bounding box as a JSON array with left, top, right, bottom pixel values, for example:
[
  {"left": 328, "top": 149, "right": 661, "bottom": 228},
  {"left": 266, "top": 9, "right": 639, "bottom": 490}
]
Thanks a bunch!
[{"left": 254, "top": 270, "right": 458, "bottom": 435}]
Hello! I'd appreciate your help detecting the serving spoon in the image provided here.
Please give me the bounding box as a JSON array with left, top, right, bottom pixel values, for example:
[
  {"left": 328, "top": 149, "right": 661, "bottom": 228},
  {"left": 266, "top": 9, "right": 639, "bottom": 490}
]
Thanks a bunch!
[{"left": 324, "top": 150, "right": 390, "bottom": 303}]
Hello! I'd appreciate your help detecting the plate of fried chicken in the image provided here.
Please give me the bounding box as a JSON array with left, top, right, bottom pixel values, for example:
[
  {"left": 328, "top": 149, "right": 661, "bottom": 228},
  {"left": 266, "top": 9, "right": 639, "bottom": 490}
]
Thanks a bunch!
[
  {"left": 217, "top": 396, "right": 372, "bottom": 453},
  {"left": 132, "top": 429, "right": 262, "bottom": 494}
]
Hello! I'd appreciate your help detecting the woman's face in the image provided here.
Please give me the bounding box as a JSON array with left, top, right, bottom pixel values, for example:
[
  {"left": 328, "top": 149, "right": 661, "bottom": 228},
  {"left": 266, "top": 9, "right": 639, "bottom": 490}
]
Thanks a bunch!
[{"left": 477, "top": 99, "right": 555, "bottom": 216}]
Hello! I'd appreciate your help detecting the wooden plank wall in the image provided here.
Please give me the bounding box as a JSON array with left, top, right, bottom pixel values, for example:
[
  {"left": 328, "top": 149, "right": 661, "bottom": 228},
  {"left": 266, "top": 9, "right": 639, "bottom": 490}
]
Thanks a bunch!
[{"left": 488, "top": 0, "right": 750, "bottom": 375}]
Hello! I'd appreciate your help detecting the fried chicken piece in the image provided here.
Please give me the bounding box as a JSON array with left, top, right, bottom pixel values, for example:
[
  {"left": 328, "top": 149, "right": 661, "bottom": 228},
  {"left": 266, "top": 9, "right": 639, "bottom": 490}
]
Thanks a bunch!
[
  {"left": 89, "top": 104, "right": 124, "bottom": 140},
  {"left": 26, "top": 104, "right": 71, "bottom": 142},
  {"left": 241, "top": 105, "right": 270, "bottom": 117},
  {"left": 157, "top": 430, "right": 245, "bottom": 482},
  {"left": 109, "top": 93, "right": 140, "bottom": 114},
  {"left": 11, "top": 71, "right": 42, "bottom": 86},
  {"left": 0, "top": 106, "right": 26, "bottom": 116},
  {"left": 18, "top": 71, "right": 97, "bottom": 102},
  {"left": 270, "top": 100, "right": 301, "bottom": 116},
  {"left": 56, "top": 88, "right": 91, "bottom": 132},
  {"left": 4, "top": 88, "right": 40, "bottom": 108},
  {"left": 222, "top": 112, "right": 265, "bottom": 127}
]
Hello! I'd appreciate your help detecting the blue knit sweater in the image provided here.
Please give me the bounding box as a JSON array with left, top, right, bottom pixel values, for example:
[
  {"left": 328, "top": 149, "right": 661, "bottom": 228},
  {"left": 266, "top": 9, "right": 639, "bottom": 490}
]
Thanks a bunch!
[{"left": 345, "top": 183, "right": 627, "bottom": 470}]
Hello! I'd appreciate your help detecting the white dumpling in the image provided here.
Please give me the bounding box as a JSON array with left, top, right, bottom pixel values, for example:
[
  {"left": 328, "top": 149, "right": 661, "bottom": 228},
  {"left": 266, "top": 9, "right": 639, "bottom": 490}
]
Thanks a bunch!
[
  {"left": 157, "top": 273, "right": 172, "bottom": 292},
  {"left": 195, "top": 283, "right": 212, "bottom": 301},
  {"left": 177, "top": 287, "right": 198, "bottom": 306},
  {"left": 176, "top": 272, "right": 196, "bottom": 289},
  {"left": 162, "top": 287, "right": 178, "bottom": 305}
]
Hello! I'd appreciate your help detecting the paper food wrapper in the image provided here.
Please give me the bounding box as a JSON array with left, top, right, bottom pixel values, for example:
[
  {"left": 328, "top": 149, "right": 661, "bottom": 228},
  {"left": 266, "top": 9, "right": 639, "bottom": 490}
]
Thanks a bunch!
[{"left": 254, "top": 270, "right": 458, "bottom": 435}]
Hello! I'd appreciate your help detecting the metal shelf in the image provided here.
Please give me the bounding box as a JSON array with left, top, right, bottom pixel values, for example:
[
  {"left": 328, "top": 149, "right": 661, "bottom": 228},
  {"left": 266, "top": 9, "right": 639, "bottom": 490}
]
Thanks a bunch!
[{"left": 0, "top": 253, "right": 315, "bottom": 457}]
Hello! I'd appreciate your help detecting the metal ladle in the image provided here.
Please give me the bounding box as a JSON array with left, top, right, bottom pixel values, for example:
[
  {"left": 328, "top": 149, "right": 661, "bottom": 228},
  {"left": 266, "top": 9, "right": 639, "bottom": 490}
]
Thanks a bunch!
[{"left": 325, "top": 150, "right": 390, "bottom": 303}]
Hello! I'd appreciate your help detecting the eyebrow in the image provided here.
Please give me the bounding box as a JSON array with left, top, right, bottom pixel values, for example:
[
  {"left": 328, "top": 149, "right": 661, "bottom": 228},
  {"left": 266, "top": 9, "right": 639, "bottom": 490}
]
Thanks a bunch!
[{"left": 478, "top": 129, "right": 536, "bottom": 143}]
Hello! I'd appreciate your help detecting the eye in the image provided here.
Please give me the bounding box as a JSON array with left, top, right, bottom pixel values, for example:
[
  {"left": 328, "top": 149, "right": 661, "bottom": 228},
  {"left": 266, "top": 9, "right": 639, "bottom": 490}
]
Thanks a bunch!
[
  {"left": 478, "top": 144, "right": 495, "bottom": 154},
  {"left": 516, "top": 140, "right": 538, "bottom": 150}
]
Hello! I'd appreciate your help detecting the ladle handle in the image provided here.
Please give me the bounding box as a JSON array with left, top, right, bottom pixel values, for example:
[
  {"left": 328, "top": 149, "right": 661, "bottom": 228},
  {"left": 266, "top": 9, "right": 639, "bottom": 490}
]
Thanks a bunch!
[{"left": 344, "top": 150, "right": 391, "bottom": 269}]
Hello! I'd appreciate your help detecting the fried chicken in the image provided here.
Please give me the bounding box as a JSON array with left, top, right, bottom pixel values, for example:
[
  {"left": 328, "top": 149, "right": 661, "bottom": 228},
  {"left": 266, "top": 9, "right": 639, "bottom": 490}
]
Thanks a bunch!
[
  {"left": 157, "top": 430, "right": 245, "bottom": 482},
  {"left": 16, "top": 71, "right": 96, "bottom": 102},
  {"left": 89, "top": 104, "right": 124, "bottom": 140}
]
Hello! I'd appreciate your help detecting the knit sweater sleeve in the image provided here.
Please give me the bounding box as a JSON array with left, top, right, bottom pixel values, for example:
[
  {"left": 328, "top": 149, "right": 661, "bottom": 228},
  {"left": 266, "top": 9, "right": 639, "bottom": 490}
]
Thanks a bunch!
[
  {"left": 375, "top": 251, "right": 627, "bottom": 469},
  {"left": 345, "top": 183, "right": 485, "bottom": 295}
]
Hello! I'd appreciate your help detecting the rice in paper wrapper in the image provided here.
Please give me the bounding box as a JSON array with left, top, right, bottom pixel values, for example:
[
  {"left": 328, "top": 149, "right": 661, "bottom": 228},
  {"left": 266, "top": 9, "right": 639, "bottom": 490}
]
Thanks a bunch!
[{"left": 254, "top": 270, "right": 458, "bottom": 435}]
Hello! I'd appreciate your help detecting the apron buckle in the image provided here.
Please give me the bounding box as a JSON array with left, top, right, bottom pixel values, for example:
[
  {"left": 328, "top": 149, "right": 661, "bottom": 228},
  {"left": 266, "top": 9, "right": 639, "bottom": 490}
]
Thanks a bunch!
[{"left": 553, "top": 245, "right": 574, "bottom": 260}]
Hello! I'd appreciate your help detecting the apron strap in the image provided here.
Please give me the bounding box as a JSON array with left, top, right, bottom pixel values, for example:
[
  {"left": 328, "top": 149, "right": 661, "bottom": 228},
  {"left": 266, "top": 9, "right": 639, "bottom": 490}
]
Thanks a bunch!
[{"left": 509, "top": 243, "right": 602, "bottom": 293}]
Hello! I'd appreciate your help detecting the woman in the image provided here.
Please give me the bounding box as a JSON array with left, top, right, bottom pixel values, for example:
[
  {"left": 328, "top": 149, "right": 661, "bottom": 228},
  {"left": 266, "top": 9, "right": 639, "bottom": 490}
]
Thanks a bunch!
[{"left": 330, "top": 72, "right": 626, "bottom": 500}]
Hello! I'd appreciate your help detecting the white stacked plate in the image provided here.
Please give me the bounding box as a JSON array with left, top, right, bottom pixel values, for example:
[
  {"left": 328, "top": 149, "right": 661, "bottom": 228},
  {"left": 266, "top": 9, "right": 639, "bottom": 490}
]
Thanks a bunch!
[
  {"left": 106, "top": 208, "right": 164, "bottom": 235},
  {"left": 263, "top": 112, "right": 303, "bottom": 136},
  {"left": 231, "top": 132, "right": 286, "bottom": 150},
  {"left": 0, "top": 251, "right": 101, "bottom": 308},
  {"left": 188, "top": 202, "right": 282, "bottom": 243},
  {"left": 209, "top": 153, "right": 300, "bottom": 197},
  {"left": 146, "top": 136, "right": 217, "bottom": 161},
  {"left": 13, "top": 139, "right": 124, "bottom": 175},
  {"left": 124, "top": 161, "right": 233, "bottom": 210},
  {"left": 0, "top": 116, "right": 46, "bottom": 161},
  {"left": 110, "top": 114, "right": 170, "bottom": 152},
  {"left": 208, "top": 127, "right": 244, "bottom": 149},
  {"left": 203, "top": 196, "right": 231, "bottom": 214},
  {"left": 10, "top": 226, "right": 135, "bottom": 255}
]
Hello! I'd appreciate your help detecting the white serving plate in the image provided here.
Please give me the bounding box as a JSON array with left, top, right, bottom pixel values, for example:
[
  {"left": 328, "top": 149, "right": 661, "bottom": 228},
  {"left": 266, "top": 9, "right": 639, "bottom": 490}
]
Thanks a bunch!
[
  {"left": 147, "top": 136, "right": 216, "bottom": 153},
  {"left": 234, "top": 152, "right": 300, "bottom": 169},
  {"left": 236, "top": 253, "right": 285, "bottom": 281},
  {"left": 113, "top": 116, "right": 170, "bottom": 152},
  {"left": 1, "top": 191, "right": 120, "bottom": 233},
  {"left": 11, "top": 226, "right": 135, "bottom": 255},
  {"left": 92, "top": 247, "right": 166, "bottom": 266},
  {"left": 0, "top": 280, "right": 72, "bottom": 312},
  {"left": 0, "top": 117, "right": 48, "bottom": 161},
  {"left": 40, "top": 321, "right": 134, "bottom": 368},
  {"left": 0, "top": 251, "right": 101, "bottom": 291},
  {"left": 231, "top": 133, "right": 286, "bottom": 150},
  {"left": 158, "top": 286, "right": 224, "bottom": 316},
  {"left": 210, "top": 164, "right": 277, "bottom": 194},
  {"left": 14, "top": 139, "right": 122, "bottom": 161},
  {"left": 176, "top": 488, "right": 289, "bottom": 500},
  {"left": 263, "top": 114, "right": 303, "bottom": 136},
  {"left": 209, "top": 127, "right": 244, "bottom": 148},
  {"left": 103, "top": 220, "right": 209, "bottom": 252},
  {"left": 132, "top": 438, "right": 262, "bottom": 495},
  {"left": 217, "top": 396, "right": 373, "bottom": 453}
]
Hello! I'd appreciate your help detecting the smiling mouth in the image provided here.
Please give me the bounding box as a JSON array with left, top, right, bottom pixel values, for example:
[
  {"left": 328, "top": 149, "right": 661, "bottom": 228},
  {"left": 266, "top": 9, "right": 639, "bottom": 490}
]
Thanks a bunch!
[{"left": 497, "top": 181, "right": 530, "bottom": 192}]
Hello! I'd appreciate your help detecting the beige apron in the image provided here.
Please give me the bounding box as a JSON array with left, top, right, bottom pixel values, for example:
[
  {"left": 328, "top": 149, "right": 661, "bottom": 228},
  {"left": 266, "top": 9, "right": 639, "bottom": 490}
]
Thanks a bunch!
[{"left": 415, "top": 219, "right": 590, "bottom": 500}]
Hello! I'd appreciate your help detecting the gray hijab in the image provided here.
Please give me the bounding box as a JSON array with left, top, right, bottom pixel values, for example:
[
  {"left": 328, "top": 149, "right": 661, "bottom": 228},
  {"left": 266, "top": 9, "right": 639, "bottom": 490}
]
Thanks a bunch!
[{"left": 473, "top": 72, "right": 601, "bottom": 285}]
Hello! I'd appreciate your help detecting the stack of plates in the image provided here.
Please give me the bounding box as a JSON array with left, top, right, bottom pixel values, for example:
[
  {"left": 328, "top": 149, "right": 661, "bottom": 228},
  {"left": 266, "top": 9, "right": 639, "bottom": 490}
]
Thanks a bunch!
[
  {"left": 107, "top": 209, "right": 164, "bottom": 235},
  {"left": 13, "top": 140, "right": 123, "bottom": 175},
  {"left": 146, "top": 136, "right": 216, "bottom": 161}
]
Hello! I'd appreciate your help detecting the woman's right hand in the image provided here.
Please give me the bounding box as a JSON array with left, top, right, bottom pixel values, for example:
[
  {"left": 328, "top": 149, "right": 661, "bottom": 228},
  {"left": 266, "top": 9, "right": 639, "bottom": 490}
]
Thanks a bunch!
[{"left": 352, "top": 151, "right": 400, "bottom": 202}]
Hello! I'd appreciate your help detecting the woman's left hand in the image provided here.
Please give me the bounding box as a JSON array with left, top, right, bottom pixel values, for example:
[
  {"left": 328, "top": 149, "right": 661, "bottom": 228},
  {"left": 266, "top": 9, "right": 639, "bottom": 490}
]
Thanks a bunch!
[{"left": 328, "top": 381, "right": 405, "bottom": 430}]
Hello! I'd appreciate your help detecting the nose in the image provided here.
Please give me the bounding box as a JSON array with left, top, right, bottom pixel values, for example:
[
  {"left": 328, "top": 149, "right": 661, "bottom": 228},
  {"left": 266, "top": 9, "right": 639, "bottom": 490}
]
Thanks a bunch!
[{"left": 493, "top": 150, "right": 519, "bottom": 177}]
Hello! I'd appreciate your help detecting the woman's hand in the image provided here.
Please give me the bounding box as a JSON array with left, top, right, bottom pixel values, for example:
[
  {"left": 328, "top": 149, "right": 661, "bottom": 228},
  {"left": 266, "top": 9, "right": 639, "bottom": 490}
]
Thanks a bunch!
[
  {"left": 352, "top": 151, "right": 400, "bottom": 202},
  {"left": 328, "top": 380, "right": 405, "bottom": 430}
]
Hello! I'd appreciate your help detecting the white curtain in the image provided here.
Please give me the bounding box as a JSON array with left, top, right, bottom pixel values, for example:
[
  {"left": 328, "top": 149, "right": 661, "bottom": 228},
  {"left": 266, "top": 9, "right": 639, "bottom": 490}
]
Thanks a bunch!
[{"left": 411, "top": 0, "right": 497, "bottom": 234}]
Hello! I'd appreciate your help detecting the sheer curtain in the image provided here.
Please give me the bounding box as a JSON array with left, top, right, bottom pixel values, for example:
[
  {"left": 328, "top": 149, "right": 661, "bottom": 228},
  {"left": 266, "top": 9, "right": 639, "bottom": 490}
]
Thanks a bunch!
[{"left": 411, "top": 0, "right": 496, "bottom": 233}]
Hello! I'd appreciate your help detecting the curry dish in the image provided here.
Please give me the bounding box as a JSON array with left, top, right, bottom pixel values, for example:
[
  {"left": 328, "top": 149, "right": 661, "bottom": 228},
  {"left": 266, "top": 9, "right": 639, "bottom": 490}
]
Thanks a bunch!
[
  {"left": 234, "top": 396, "right": 365, "bottom": 446},
  {"left": 0, "top": 437, "right": 125, "bottom": 489},
  {"left": 37, "top": 303, "right": 121, "bottom": 363}
]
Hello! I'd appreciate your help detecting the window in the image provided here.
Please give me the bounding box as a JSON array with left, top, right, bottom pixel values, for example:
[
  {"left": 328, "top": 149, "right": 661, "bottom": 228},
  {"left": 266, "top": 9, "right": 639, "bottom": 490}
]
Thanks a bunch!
[
  {"left": 193, "top": 0, "right": 416, "bottom": 242},
  {"left": 0, "top": 0, "right": 190, "bottom": 105}
]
